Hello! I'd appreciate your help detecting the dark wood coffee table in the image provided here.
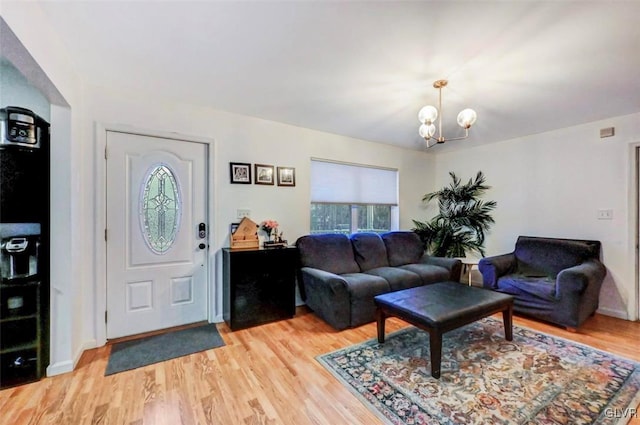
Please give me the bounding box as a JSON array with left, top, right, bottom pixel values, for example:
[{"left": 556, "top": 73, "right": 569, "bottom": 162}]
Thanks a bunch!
[{"left": 374, "top": 281, "right": 514, "bottom": 379}]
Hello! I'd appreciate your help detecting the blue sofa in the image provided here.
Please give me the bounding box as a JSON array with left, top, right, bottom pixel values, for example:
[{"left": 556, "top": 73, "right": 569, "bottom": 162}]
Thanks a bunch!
[
  {"left": 296, "top": 231, "right": 462, "bottom": 330},
  {"left": 478, "top": 236, "right": 606, "bottom": 329}
]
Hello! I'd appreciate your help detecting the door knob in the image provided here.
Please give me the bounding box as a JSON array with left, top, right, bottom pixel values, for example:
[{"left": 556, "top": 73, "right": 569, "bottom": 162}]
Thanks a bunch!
[{"left": 198, "top": 243, "right": 207, "bottom": 250}]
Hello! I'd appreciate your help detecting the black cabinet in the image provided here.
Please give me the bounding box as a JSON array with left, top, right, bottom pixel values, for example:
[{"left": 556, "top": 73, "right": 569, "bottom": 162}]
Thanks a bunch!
[
  {"left": 0, "top": 108, "right": 50, "bottom": 389},
  {"left": 223, "top": 247, "right": 298, "bottom": 330},
  {"left": 0, "top": 280, "right": 42, "bottom": 387}
]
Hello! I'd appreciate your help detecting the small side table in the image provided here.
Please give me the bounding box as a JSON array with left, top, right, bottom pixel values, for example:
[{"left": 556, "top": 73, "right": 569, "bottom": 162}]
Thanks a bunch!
[{"left": 456, "top": 257, "right": 480, "bottom": 286}]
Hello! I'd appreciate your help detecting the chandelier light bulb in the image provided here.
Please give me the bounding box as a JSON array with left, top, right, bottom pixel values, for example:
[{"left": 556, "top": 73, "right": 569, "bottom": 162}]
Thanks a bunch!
[
  {"left": 457, "top": 108, "right": 477, "bottom": 129},
  {"left": 418, "top": 105, "right": 438, "bottom": 125},
  {"left": 419, "top": 123, "right": 436, "bottom": 139}
]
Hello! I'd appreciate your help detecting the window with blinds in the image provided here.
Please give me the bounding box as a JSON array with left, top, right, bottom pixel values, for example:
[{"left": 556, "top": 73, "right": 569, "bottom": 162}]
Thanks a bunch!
[{"left": 310, "top": 159, "right": 399, "bottom": 234}]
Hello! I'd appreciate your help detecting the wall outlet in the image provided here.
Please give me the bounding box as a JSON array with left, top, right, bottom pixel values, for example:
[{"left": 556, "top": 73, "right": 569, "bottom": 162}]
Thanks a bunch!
[
  {"left": 237, "top": 209, "right": 251, "bottom": 219},
  {"left": 597, "top": 209, "right": 613, "bottom": 220}
]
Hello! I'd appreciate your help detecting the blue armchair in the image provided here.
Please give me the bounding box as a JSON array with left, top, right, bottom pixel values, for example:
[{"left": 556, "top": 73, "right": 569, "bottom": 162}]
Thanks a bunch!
[{"left": 478, "top": 236, "right": 606, "bottom": 329}]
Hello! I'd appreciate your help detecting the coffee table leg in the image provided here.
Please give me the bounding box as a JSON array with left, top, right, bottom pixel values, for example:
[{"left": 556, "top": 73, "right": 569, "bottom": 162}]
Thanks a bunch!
[
  {"left": 503, "top": 304, "right": 513, "bottom": 341},
  {"left": 429, "top": 331, "right": 442, "bottom": 379},
  {"left": 376, "top": 308, "right": 386, "bottom": 343}
]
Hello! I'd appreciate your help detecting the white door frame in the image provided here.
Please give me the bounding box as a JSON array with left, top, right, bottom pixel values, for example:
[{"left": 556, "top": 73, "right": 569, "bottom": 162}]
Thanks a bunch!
[
  {"left": 632, "top": 143, "right": 640, "bottom": 321},
  {"left": 94, "top": 123, "right": 216, "bottom": 346}
]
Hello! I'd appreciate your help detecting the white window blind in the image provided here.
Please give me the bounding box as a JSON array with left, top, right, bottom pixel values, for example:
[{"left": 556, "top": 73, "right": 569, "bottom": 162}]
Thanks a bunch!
[{"left": 310, "top": 159, "right": 398, "bottom": 205}]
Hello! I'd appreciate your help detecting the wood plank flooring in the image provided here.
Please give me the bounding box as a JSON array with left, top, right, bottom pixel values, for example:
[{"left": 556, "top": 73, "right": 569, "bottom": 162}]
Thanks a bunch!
[{"left": 1, "top": 308, "right": 639, "bottom": 425}]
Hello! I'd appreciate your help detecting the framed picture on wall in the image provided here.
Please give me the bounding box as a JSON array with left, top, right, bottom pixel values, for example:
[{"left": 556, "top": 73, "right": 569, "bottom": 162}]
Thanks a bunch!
[
  {"left": 230, "top": 162, "right": 251, "bottom": 184},
  {"left": 254, "top": 164, "right": 275, "bottom": 185},
  {"left": 277, "top": 166, "right": 295, "bottom": 187}
]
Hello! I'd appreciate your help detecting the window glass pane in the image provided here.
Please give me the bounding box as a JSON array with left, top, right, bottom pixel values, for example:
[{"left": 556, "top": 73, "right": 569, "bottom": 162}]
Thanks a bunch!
[
  {"left": 310, "top": 204, "right": 392, "bottom": 235},
  {"left": 310, "top": 204, "right": 351, "bottom": 234},
  {"left": 357, "top": 205, "right": 391, "bottom": 233},
  {"left": 140, "top": 164, "right": 181, "bottom": 254}
]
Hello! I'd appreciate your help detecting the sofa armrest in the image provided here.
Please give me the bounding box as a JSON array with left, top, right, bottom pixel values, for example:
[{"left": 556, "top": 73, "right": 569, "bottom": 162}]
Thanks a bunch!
[
  {"left": 300, "top": 267, "right": 348, "bottom": 293},
  {"left": 556, "top": 259, "right": 606, "bottom": 298},
  {"left": 420, "top": 255, "right": 462, "bottom": 281},
  {"left": 478, "top": 253, "right": 516, "bottom": 289},
  {"left": 298, "top": 267, "right": 351, "bottom": 329}
]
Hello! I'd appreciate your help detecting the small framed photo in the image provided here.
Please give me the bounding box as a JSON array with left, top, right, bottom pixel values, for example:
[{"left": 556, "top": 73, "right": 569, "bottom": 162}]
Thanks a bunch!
[
  {"left": 277, "top": 166, "right": 296, "bottom": 187},
  {"left": 254, "top": 164, "right": 275, "bottom": 185},
  {"left": 230, "top": 162, "right": 251, "bottom": 184}
]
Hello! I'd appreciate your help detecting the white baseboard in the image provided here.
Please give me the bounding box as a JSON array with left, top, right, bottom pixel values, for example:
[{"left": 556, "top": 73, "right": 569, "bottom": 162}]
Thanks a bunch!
[
  {"left": 46, "top": 339, "right": 98, "bottom": 377},
  {"left": 46, "top": 360, "right": 73, "bottom": 376},
  {"left": 597, "top": 307, "right": 629, "bottom": 320},
  {"left": 74, "top": 339, "right": 97, "bottom": 368}
]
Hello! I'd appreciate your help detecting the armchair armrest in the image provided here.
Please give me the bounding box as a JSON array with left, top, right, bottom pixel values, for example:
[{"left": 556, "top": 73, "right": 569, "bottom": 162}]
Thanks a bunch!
[
  {"left": 478, "top": 253, "right": 516, "bottom": 289},
  {"left": 556, "top": 259, "right": 606, "bottom": 298},
  {"left": 420, "top": 255, "right": 462, "bottom": 281}
]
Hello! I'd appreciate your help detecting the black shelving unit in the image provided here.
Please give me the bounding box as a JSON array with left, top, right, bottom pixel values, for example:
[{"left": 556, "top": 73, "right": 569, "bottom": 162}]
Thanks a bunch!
[
  {"left": 0, "top": 107, "right": 50, "bottom": 389},
  {"left": 223, "top": 247, "right": 298, "bottom": 331},
  {"left": 0, "top": 280, "right": 42, "bottom": 387}
]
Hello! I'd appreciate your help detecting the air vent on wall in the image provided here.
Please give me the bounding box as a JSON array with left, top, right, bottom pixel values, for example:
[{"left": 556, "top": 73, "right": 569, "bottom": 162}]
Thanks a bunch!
[{"left": 600, "top": 127, "right": 615, "bottom": 138}]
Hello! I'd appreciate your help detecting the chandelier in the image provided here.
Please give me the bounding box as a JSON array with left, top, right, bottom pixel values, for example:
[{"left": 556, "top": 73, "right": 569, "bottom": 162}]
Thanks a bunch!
[{"left": 418, "top": 79, "right": 477, "bottom": 148}]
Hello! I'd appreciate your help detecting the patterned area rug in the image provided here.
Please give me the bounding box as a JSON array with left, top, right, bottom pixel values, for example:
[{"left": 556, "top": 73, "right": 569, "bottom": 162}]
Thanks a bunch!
[{"left": 317, "top": 318, "right": 640, "bottom": 424}]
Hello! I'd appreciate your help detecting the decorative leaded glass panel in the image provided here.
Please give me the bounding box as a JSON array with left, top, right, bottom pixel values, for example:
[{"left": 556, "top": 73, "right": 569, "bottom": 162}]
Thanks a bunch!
[{"left": 140, "top": 164, "right": 181, "bottom": 254}]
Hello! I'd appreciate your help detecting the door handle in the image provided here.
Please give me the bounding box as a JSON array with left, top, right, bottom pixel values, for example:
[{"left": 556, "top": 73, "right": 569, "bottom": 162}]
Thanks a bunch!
[{"left": 198, "top": 243, "right": 207, "bottom": 250}]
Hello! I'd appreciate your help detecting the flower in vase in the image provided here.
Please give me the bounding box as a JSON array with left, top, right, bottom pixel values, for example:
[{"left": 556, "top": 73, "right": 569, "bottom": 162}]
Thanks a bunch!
[{"left": 260, "top": 220, "right": 279, "bottom": 239}]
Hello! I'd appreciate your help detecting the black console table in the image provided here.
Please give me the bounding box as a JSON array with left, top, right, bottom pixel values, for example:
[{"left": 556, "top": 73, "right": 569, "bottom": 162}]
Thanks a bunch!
[{"left": 223, "top": 247, "right": 298, "bottom": 330}]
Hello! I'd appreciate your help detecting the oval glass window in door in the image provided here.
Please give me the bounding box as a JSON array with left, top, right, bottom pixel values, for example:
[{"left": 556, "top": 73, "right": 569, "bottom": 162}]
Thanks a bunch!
[{"left": 140, "top": 164, "right": 181, "bottom": 254}]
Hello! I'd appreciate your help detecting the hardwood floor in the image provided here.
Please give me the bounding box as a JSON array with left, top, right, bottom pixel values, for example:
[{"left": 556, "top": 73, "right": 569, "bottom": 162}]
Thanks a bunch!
[{"left": 1, "top": 309, "right": 639, "bottom": 425}]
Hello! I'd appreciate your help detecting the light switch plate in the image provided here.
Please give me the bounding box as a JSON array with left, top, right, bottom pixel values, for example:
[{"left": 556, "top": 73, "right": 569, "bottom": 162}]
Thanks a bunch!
[{"left": 237, "top": 209, "right": 251, "bottom": 219}]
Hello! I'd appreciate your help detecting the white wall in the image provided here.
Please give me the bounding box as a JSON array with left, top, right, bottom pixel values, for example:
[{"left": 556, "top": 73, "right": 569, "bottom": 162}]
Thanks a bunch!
[
  {"left": 0, "top": 60, "right": 50, "bottom": 119},
  {"left": 1, "top": 4, "right": 87, "bottom": 375},
  {"left": 85, "top": 84, "right": 435, "bottom": 339},
  {"left": 433, "top": 113, "right": 640, "bottom": 320}
]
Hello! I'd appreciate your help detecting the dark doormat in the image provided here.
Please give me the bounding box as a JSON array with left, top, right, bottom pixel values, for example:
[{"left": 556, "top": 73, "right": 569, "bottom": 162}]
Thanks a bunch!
[{"left": 105, "top": 323, "right": 225, "bottom": 376}]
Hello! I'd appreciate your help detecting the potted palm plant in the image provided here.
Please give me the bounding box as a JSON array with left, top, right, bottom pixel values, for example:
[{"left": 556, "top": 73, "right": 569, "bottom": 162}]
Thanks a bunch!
[{"left": 412, "top": 171, "right": 496, "bottom": 257}]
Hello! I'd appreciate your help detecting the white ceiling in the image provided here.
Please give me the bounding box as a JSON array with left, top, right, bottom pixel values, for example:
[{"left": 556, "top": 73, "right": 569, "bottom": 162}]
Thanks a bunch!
[{"left": 28, "top": 1, "right": 640, "bottom": 151}]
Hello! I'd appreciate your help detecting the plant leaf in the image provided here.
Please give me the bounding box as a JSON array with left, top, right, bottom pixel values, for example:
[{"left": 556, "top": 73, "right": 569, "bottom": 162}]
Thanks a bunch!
[{"left": 414, "top": 171, "right": 496, "bottom": 258}]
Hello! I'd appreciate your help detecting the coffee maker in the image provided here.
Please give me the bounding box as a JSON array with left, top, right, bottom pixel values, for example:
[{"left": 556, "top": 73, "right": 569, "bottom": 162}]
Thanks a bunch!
[{"left": 0, "top": 223, "right": 40, "bottom": 281}]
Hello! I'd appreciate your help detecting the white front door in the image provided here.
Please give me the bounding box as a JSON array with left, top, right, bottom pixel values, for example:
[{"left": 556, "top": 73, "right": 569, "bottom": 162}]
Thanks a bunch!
[{"left": 106, "top": 131, "right": 208, "bottom": 339}]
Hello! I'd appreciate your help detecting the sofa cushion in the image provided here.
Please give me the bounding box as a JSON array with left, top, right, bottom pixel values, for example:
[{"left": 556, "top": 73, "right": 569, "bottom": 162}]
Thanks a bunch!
[
  {"left": 364, "top": 267, "right": 422, "bottom": 291},
  {"left": 400, "top": 263, "right": 451, "bottom": 285},
  {"left": 341, "top": 273, "right": 391, "bottom": 300},
  {"left": 515, "top": 236, "right": 600, "bottom": 278},
  {"left": 381, "top": 231, "right": 424, "bottom": 266},
  {"left": 351, "top": 233, "right": 390, "bottom": 271},
  {"left": 497, "top": 273, "right": 556, "bottom": 301},
  {"left": 296, "top": 234, "right": 359, "bottom": 275}
]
